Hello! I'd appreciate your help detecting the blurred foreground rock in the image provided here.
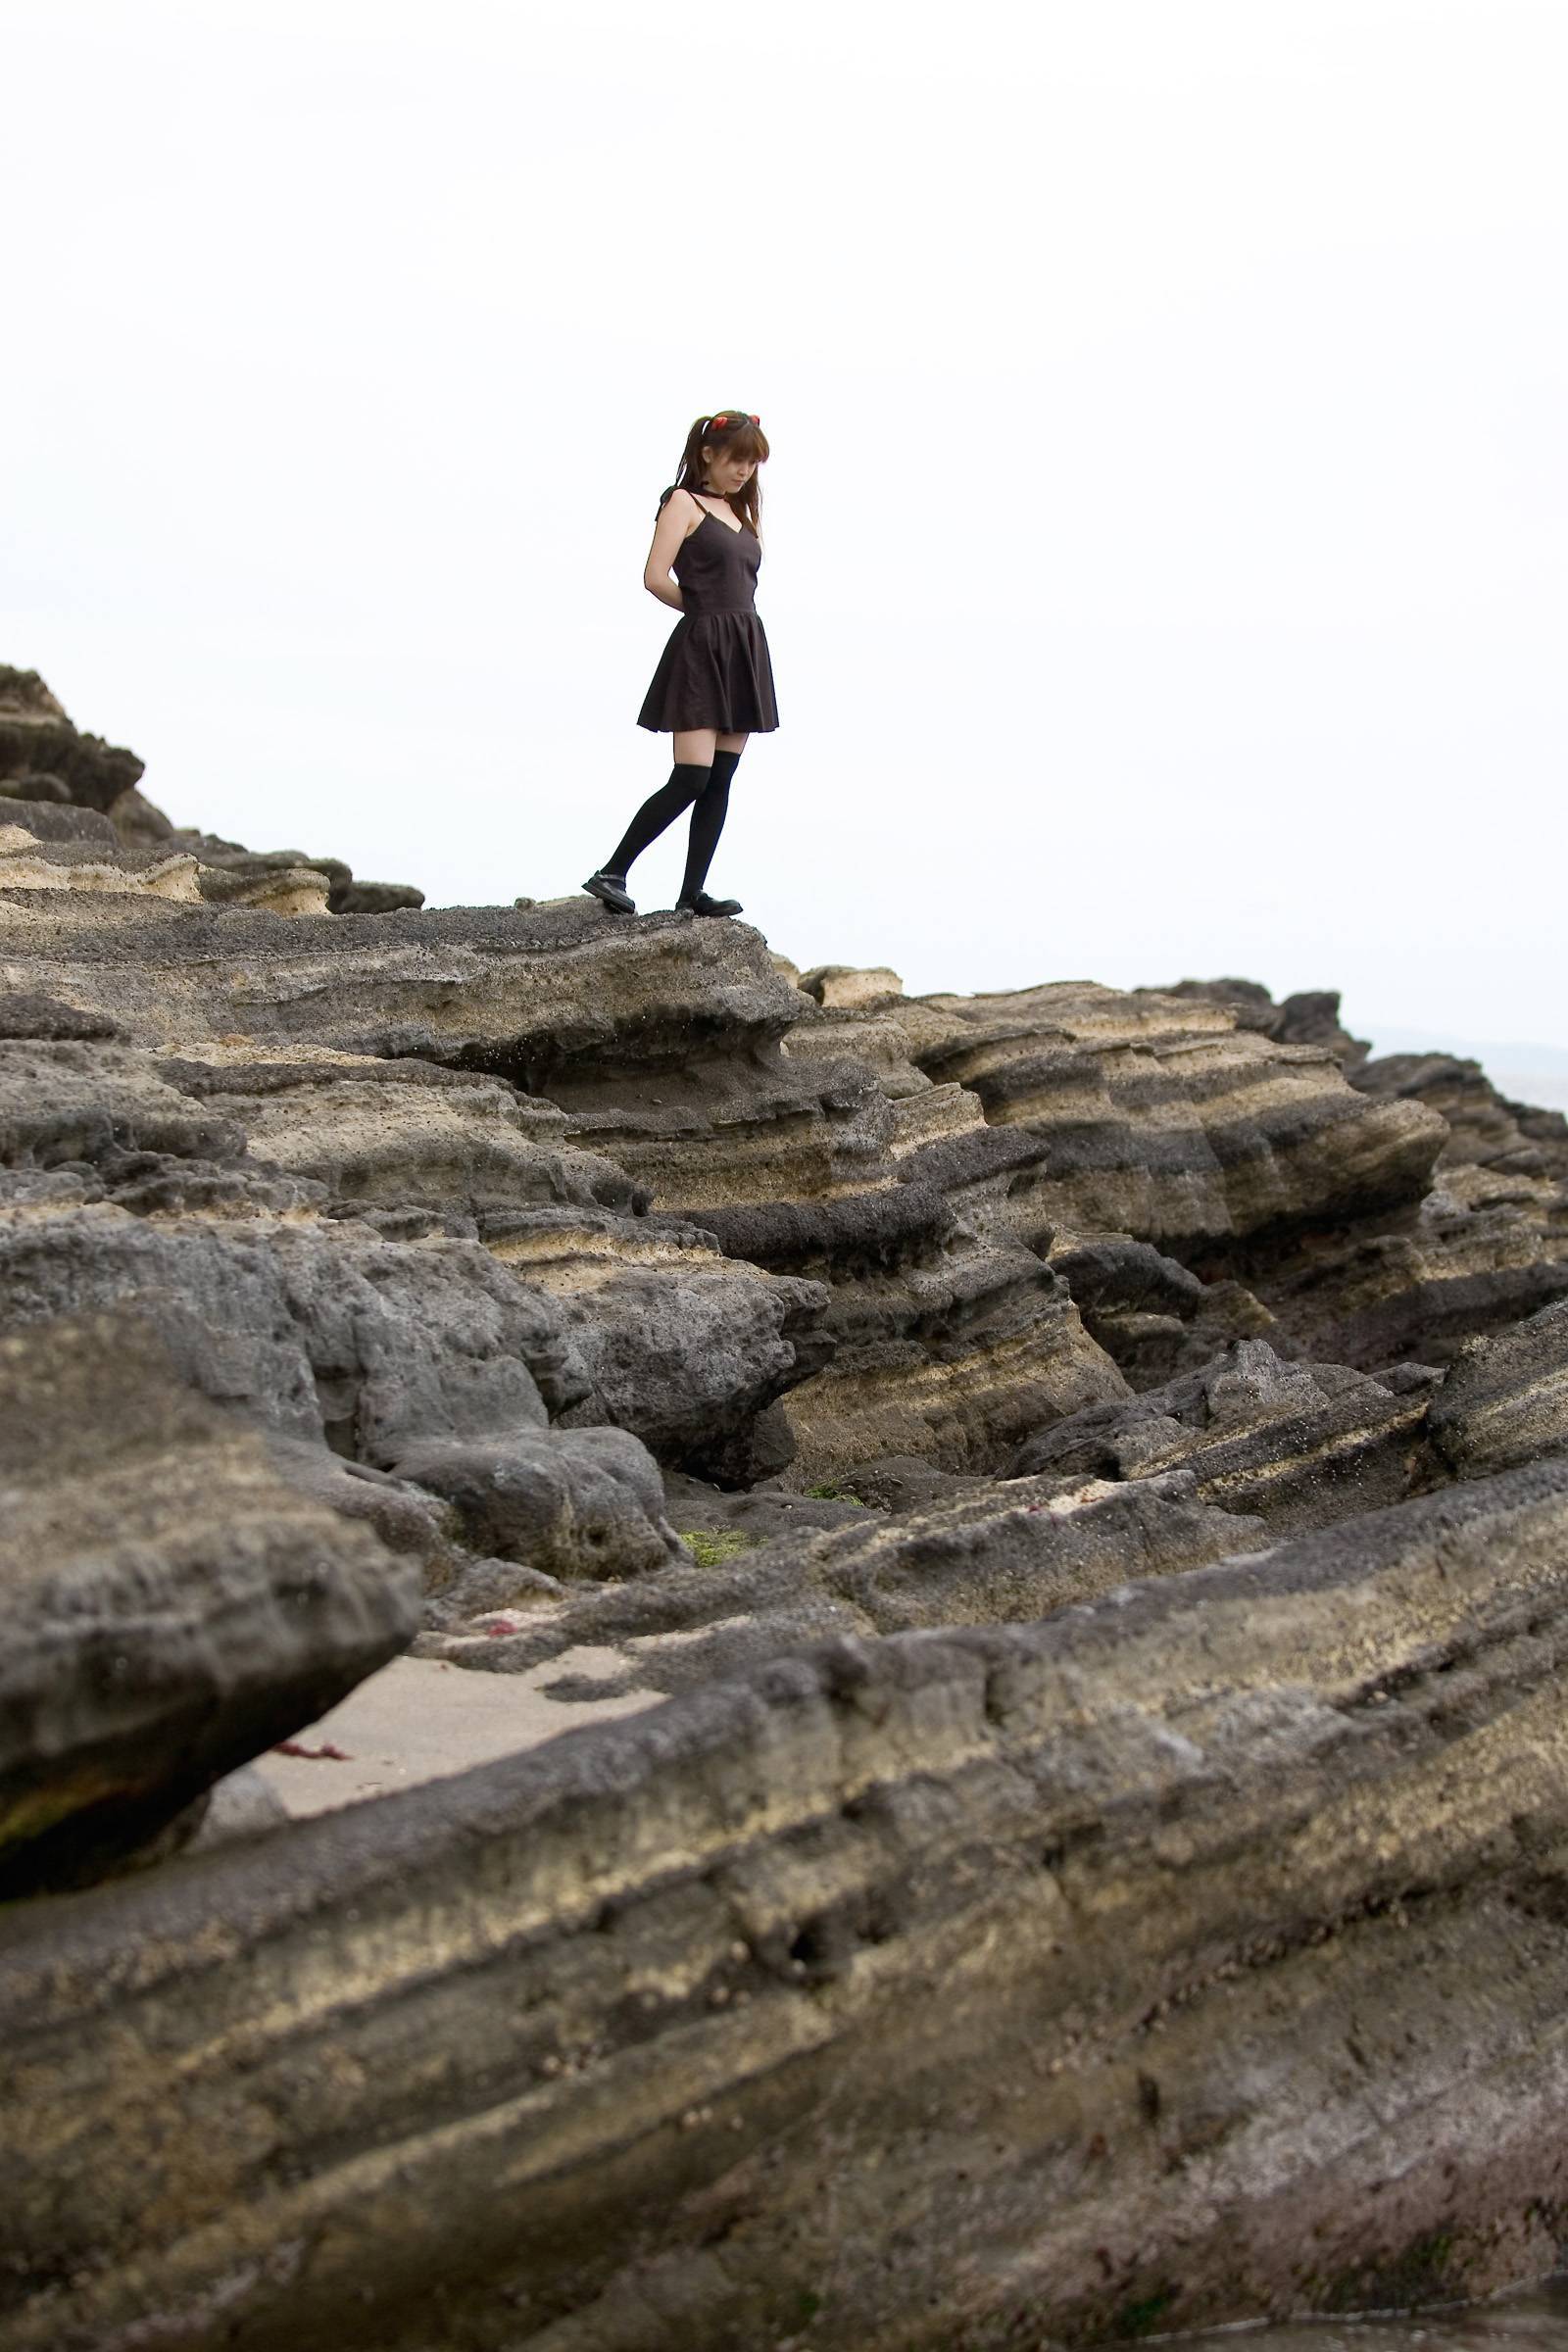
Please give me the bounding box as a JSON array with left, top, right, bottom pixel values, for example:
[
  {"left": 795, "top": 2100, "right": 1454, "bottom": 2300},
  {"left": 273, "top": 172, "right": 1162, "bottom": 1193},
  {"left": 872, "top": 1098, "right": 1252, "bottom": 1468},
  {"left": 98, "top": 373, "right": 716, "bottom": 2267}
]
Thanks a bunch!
[
  {"left": 8, "top": 1466, "right": 1568, "bottom": 2347},
  {"left": 0, "top": 1310, "right": 419, "bottom": 1896}
]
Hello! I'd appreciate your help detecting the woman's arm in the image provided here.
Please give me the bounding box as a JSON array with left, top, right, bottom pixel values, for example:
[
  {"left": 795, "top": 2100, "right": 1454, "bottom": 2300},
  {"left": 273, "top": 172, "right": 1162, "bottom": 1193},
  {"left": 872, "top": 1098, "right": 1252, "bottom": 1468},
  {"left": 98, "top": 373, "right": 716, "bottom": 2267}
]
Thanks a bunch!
[{"left": 643, "top": 491, "right": 699, "bottom": 612}]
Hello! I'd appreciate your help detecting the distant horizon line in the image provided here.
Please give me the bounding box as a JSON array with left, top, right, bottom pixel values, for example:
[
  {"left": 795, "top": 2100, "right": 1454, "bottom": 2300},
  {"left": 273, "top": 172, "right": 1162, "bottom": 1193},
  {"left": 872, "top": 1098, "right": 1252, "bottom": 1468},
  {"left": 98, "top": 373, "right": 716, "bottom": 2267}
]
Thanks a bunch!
[{"left": 1354, "top": 1018, "right": 1568, "bottom": 1072}]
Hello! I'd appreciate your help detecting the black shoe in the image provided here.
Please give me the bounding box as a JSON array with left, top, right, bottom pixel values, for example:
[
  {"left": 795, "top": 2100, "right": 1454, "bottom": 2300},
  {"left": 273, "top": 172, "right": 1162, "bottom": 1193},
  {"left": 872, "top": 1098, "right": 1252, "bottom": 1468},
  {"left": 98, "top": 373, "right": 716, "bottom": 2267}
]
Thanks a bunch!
[
  {"left": 583, "top": 871, "right": 635, "bottom": 913},
  {"left": 676, "top": 890, "right": 743, "bottom": 918}
]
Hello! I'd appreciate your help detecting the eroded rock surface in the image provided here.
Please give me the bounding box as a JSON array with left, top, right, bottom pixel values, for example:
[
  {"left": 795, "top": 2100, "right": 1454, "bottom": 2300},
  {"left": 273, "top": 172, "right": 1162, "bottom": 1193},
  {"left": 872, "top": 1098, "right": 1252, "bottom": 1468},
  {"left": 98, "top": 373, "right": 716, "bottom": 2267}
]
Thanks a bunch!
[
  {"left": 881, "top": 976, "right": 1443, "bottom": 1247},
  {"left": 1429, "top": 1297, "right": 1568, "bottom": 1478},
  {"left": 1164, "top": 973, "right": 1372, "bottom": 1064},
  {"left": 0, "top": 667, "right": 144, "bottom": 810},
  {"left": 8, "top": 1466, "right": 1568, "bottom": 2347},
  {"left": 0, "top": 895, "right": 1124, "bottom": 1480},
  {"left": 0, "top": 1311, "right": 419, "bottom": 1896},
  {"left": 418, "top": 1464, "right": 1263, "bottom": 1692},
  {"left": 7, "top": 680, "right": 1568, "bottom": 2349},
  {"left": 0, "top": 666, "right": 422, "bottom": 910},
  {"left": 1009, "top": 1335, "right": 1441, "bottom": 1531},
  {"left": 854, "top": 966, "right": 1568, "bottom": 1380}
]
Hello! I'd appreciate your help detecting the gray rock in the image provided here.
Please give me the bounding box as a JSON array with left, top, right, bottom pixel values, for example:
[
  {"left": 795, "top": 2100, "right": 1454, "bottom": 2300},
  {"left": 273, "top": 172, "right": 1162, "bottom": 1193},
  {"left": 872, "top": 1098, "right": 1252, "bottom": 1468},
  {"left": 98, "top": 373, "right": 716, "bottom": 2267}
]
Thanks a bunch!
[
  {"left": 883, "top": 976, "right": 1442, "bottom": 1249},
  {"left": 0, "top": 1310, "right": 419, "bottom": 1895},
  {"left": 163, "top": 1051, "right": 640, "bottom": 1215},
  {"left": 0, "top": 897, "right": 806, "bottom": 1072},
  {"left": 0, "top": 670, "right": 421, "bottom": 906},
  {"left": 0, "top": 1036, "right": 840, "bottom": 1490},
  {"left": 1243, "top": 1192, "right": 1568, "bottom": 1369},
  {"left": 0, "top": 796, "right": 203, "bottom": 901},
  {"left": 260, "top": 1431, "right": 461, "bottom": 1585},
  {"left": 104, "top": 809, "right": 420, "bottom": 918},
  {"left": 0, "top": 666, "right": 144, "bottom": 809},
  {"left": 331, "top": 879, "right": 426, "bottom": 913},
  {"left": 424, "top": 1466, "right": 1262, "bottom": 1694},
  {"left": 187, "top": 1764, "right": 291, "bottom": 1852},
  {"left": 103, "top": 784, "right": 175, "bottom": 845},
  {"left": 663, "top": 1467, "right": 881, "bottom": 1541},
  {"left": 1353, "top": 1050, "right": 1568, "bottom": 1184},
  {"left": 1162, "top": 974, "right": 1372, "bottom": 1065},
  {"left": 1009, "top": 1336, "right": 1438, "bottom": 1530},
  {"left": 0, "top": 1038, "right": 241, "bottom": 1168},
  {"left": 1429, "top": 1298, "right": 1568, "bottom": 1477},
  {"left": 0, "top": 993, "right": 122, "bottom": 1042},
  {"left": 394, "top": 1424, "right": 685, "bottom": 1583},
  {"left": 0, "top": 902, "right": 1131, "bottom": 1479},
  {"left": 830, "top": 1452, "right": 987, "bottom": 1513},
  {"left": 1246, "top": 1052, "right": 1568, "bottom": 1365},
  {"left": 0, "top": 1208, "right": 583, "bottom": 1456},
  {"left": 1052, "top": 1234, "right": 1204, "bottom": 1321},
  {"left": 13, "top": 1466, "right": 1568, "bottom": 2344},
  {"left": 0, "top": 770, "right": 71, "bottom": 804},
  {"left": 10, "top": 667, "right": 1568, "bottom": 2350},
  {"left": 496, "top": 1208, "right": 831, "bottom": 1480},
  {"left": 0, "top": 798, "right": 122, "bottom": 849}
]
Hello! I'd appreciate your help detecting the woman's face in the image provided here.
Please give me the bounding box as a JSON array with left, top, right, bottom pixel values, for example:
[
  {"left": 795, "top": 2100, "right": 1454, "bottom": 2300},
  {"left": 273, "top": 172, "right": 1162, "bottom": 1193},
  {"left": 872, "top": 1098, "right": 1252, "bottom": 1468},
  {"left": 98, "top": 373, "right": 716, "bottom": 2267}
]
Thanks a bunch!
[{"left": 702, "top": 443, "right": 757, "bottom": 495}]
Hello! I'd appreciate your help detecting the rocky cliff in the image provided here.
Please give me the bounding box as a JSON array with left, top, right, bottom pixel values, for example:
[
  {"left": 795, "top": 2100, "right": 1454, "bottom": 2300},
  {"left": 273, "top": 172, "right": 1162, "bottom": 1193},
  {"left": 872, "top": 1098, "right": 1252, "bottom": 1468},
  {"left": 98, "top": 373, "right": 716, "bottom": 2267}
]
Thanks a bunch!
[{"left": 3, "top": 673, "right": 1568, "bottom": 2349}]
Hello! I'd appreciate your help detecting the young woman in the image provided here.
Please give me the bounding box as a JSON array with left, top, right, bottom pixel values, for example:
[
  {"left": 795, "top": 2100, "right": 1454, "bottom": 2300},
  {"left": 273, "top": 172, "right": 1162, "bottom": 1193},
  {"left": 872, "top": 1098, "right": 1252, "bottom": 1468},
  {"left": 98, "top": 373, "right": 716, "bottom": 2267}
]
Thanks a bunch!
[{"left": 583, "top": 410, "right": 777, "bottom": 918}]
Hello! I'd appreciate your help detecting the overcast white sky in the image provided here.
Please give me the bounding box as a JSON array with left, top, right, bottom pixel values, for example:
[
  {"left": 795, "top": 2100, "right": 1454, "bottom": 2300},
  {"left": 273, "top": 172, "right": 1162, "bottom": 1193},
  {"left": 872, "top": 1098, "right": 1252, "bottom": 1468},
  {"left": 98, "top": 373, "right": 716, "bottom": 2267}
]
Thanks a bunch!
[{"left": 4, "top": 0, "right": 1564, "bottom": 1055}]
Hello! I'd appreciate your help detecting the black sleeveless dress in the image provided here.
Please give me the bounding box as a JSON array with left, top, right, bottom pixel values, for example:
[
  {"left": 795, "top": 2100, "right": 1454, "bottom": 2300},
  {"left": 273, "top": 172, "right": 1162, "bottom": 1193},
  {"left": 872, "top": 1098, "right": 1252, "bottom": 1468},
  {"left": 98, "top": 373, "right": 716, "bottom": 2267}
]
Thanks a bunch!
[{"left": 637, "top": 490, "right": 780, "bottom": 733}]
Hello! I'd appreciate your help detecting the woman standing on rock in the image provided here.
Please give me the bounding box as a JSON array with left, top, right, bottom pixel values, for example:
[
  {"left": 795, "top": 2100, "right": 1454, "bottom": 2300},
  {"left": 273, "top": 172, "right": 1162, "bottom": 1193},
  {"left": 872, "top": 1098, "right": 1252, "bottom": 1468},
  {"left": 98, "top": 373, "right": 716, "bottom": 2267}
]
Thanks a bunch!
[{"left": 583, "top": 411, "right": 778, "bottom": 920}]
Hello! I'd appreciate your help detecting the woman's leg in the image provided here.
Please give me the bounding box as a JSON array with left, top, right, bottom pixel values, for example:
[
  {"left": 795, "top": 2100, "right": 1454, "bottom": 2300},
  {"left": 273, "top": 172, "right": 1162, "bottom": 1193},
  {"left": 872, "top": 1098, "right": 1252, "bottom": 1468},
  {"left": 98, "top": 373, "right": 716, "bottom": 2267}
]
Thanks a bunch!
[
  {"left": 599, "top": 740, "right": 716, "bottom": 881},
  {"left": 678, "top": 734, "right": 748, "bottom": 909}
]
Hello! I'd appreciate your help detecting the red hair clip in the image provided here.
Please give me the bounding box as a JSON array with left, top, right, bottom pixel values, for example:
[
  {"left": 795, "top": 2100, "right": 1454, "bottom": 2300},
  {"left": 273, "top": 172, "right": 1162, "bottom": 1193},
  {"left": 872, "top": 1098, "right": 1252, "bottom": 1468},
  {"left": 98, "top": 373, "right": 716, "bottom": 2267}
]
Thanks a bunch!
[{"left": 709, "top": 413, "right": 760, "bottom": 428}]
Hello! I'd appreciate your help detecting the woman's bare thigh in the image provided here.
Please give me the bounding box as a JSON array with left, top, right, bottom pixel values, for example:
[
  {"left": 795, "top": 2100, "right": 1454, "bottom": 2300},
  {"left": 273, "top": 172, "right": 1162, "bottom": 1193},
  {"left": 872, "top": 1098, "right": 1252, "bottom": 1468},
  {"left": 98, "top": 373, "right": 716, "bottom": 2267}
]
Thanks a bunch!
[{"left": 674, "top": 728, "right": 749, "bottom": 762}]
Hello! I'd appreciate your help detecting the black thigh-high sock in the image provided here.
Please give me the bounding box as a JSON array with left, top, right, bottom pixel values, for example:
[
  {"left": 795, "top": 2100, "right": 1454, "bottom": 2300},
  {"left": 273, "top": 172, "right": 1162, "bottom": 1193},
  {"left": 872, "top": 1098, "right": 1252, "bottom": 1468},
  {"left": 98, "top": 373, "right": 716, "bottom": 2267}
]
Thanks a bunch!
[
  {"left": 603, "top": 760, "right": 712, "bottom": 880},
  {"left": 678, "top": 748, "right": 742, "bottom": 903}
]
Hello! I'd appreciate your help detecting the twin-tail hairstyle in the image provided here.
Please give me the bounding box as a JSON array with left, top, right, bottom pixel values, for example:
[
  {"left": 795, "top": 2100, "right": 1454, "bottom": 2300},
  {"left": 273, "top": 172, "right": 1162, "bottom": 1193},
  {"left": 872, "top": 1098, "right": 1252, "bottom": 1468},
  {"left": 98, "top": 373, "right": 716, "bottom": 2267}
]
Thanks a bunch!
[{"left": 657, "top": 410, "right": 769, "bottom": 536}]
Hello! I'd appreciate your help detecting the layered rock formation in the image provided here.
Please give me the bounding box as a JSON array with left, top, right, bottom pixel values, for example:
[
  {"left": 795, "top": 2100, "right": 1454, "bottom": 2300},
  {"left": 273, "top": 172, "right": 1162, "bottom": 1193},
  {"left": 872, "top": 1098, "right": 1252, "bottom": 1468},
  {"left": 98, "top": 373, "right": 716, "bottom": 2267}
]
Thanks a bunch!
[
  {"left": 1008, "top": 1334, "right": 1442, "bottom": 1531},
  {"left": 5, "top": 674, "right": 1568, "bottom": 2349},
  {"left": 0, "top": 1310, "right": 421, "bottom": 1896},
  {"left": 10, "top": 1465, "right": 1568, "bottom": 2350},
  {"left": 1429, "top": 1297, "right": 1568, "bottom": 1478},
  {"left": 854, "top": 968, "right": 1568, "bottom": 1379},
  {"left": 0, "top": 666, "right": 423, "bottom": 910},
  {"left": 0, "top": 896, "right": 1126, "bottom": 1484}
]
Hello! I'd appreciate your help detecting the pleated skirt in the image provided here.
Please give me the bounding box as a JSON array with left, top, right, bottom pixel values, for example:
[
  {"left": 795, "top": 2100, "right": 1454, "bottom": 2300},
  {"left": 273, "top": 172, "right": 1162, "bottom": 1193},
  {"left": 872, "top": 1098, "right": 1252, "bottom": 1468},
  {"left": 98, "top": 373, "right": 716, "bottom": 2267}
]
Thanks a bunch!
[{"left": 637, "top": 610, "right": 780, "bottom": 733}]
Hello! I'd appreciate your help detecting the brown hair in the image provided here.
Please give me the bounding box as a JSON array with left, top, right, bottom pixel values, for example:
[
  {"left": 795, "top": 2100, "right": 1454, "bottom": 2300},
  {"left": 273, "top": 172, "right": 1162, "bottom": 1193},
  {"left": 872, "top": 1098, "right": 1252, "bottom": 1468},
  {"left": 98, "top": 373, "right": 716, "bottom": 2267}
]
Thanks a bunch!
[{"left": 660, "top": 411, "right": 770, "bottom": 536}]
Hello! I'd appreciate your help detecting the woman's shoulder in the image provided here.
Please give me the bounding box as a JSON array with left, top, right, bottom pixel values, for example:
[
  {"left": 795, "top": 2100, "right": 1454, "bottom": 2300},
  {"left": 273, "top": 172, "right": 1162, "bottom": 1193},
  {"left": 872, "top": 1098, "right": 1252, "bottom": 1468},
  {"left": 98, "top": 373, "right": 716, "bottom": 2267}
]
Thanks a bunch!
[{"left": 657, "top": 482, "right": 703, "bottom": 515}]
